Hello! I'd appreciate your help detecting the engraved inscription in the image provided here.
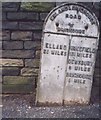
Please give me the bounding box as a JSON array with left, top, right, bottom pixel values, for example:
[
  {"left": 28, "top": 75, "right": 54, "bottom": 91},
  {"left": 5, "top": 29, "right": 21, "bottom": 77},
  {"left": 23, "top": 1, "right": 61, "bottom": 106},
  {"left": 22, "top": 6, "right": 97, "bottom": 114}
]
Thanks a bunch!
[
  {"left": 66, "top": 37, "right": 97, "bottom": 85},
  {"left": 43, "top": 43, "right": 67, "bottom": 56}
]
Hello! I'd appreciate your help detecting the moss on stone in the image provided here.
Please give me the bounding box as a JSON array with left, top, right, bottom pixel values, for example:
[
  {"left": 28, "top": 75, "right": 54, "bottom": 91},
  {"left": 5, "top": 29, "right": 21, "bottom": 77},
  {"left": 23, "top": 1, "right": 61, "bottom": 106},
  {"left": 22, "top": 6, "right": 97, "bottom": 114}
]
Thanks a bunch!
[{"left": 21, "top": 2, "right": 55, "bottom": 11}]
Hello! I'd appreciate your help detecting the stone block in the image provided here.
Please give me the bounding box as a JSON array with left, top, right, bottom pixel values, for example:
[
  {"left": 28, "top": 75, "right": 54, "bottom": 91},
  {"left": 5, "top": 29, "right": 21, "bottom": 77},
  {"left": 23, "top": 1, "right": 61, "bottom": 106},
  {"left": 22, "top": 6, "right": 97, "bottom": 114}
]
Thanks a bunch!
[
  {"left": 2, "top": 84, "right": 34, "bottom": 93},
  {"left": 0, "top": 59, "right": 23, "bottom": 67},
  {"left": 93, "top": 10, "right": 99, "bottom": 20},
  {"left": 2, "top": 50, "right": 35, "bottom": 58},
  {"left": 94, "top": 68, "right": 101, "bottom": 78},
  {"left": 96, "top": 50, "right": 101, "bottom": 58},
  {"left": 2, "top": 31, "right": 10, "bottom": 40},
  {"left": 33, "top": 32, "right": 42, "bottom": 40},
  {"left": 0, "top": 50, "right": 2, "bottom": 58},
  {"left": 3, "top": 41, "right": 23, "bottom": 50},
  {"left": 35, "top": 50, "right": 41, "bottom": 59},
  {"left": 78, "top": 2, "right": 93, "bottom": 8},
  {"left": 11, "top": 31, "right": 32, "bottom": 40},
  {"left": 93, "top": 77, "right": 100, "bottom": 87},
  {"left": 2, "top": 12, "right": 7, "bottom": 21},
  {"left": 2, "top": 67, "right": 20, "bottom": 76},
  {"left": 19, "top": 22, "right": 43, "bottom": 30},
  {"left": 95, "top": 56, "right": 100, "bottom": 68},
  {"left": 98, "top": 42, "right": 101, "bottom": 50},
  {"left": 24, "top": 41, "right": 41, "bottom": 49},
  {"left": 93, "top": 2, "right": 100, "bottom": 10},
  {"left": 7, "top": 12, "right": 39, "bottom": 20},
  {"left": 3, "top": 76, "right": 35, "bottom": 85},
  {"left": 90, "top": 85, "right": 99, "bottom": 103},
  {"left": 21, "top": 68, "right": 39, "bottom": 76},
  {"left": 0, "top": 41, "right": 2, "bottom": 50},
  {"left": 40, "top": 13, "right": 48, "bottom": 21},
  {"left": 2, "top": 2, "right": 20, "bottom": 11},
  {"left": 2, "top": 22, "right": 18, "bottom": 30},
  {"left": 25, "top": 59, "right": 40, "bottom": 67}
]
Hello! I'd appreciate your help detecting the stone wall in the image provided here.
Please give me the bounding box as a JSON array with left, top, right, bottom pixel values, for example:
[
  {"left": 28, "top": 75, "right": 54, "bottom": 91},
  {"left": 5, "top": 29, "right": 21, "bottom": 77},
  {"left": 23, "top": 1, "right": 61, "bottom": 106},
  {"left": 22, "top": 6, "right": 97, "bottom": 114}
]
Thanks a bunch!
[
  {"left": 1, "top": 2, "right": 101, "bottom": 95},
  {"left": 2, "top": 2, "right": 55, "bottom": 93}
]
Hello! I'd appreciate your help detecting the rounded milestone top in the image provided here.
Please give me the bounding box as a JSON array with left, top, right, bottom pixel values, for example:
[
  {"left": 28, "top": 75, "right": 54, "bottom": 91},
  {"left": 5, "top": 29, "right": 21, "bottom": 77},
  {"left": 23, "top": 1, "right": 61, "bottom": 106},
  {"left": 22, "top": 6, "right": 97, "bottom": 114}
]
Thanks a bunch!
[{"left": 43, "top": 3, "right": 99, "bottom": 38}]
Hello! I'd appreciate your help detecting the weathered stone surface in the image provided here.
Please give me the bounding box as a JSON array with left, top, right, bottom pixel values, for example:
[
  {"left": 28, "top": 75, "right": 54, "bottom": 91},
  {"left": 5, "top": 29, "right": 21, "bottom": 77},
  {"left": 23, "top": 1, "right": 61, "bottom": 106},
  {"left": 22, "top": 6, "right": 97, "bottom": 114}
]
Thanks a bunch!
[
  {"left": 2, "top": 50, "right": 35, "bottom": 58},
  {"left": 33, "top": 32, "right": 42, "bottom": 40},
  {"left": 35, "top": 50, "right": 41, "bottom": 59},
  {"left": 40, "top": 13, "right": 48, "bottom": 21},
  {"left": 0, "top": 41, "right": 2, "bottom": 50},
  {"left": 98, "top": 42, "right": 101, "bottom": 50},
  {"left": 93, "top": 10, "right": 99, "bottom": 20},
  {"left": 95, "top": 50, "right": 101, "bottom": 68},
  {"left": 0, "top": 67, "right": 2, "bottom": 78},
  {"left": 0, "top": 76, "right": 2, "bottom": 83},
  {"left": 93, "top": 77, "right": 100, "bottom": 87},
  {"left": 2, "top": 22, "right": 18, "bottom": 30},
  {"left": 21, "top": 2, "right": 55, "bottom": 12},
  {"left": 37, "top": 34, "right": 70, "bottom": 105},
  {"left": 24, "top": 41, "right": 41, "bottom": 49},
  {"left": 3, "top": 41, "right": 23, "bottom": 50},
  {"left": 2, "top": 31, "right": 10, "bottom": 40},
  {"left": 19, "top": 22, "right": 43, "bottom": 30},
  {"left": 0, "top": 32, "right": 1, "bottom": 41},
  {"left": 3, "top": 76, "right": 35, "bottom": 85},
  {"left": 21, "top": 68, "right": 39, "bottom": 76},
  {"left": 2, "top": 12, "right": 7, "bottom": 21},
  {"left": 0, "top": 7, "right": 1, "bottom": 22},
  {"left": 37, "top": 3, "right": 100, "bottom": 105},
  {"left": 96, "top": 50, "right": 101, "bottom": 58},
  {"left": 25, "top": 59, "right": 40, "bottom": 67},
  {"left": 2, "top": 84, "right": 34, "bottom": 93},
  {"left": 95, "top": 56, "right": 100, "bottom": 68},
  {"left": 0, "top": 50, "right": 2, "bottom": 58},
  {"left": 90, "top": 85, "right": 99, "bottom": 103},
  {"left": 56, "top": 2, "right": 64, "bottom": 6},
  {"left": 0, "top": 59, "right": 23, "bottom": 67},
  {"left": 7, "top": 12, "right": 39, "bottom": 20},
  {"left": 2, "top": 67, "right": 20, "bottom": 76},
  {"left": 93, "top": 2, "right": 100, "bottom": 10},
  {"left": 94, "top": 68, "right": 101, "bottom": 77},
  {"left": 2, "top": 2, "right": 20, "bottom": 11},
  {"left": 11, "top": 31, "right": 32, "bottom": 40}
]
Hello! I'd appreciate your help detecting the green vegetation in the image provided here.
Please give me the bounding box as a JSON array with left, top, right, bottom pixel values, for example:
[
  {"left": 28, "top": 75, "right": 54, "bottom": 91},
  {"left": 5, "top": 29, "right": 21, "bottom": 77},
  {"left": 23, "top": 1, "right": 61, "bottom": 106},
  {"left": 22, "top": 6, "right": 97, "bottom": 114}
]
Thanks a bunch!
[{"left": 21, "top": 2, "right": 55, "bottom": 11}]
